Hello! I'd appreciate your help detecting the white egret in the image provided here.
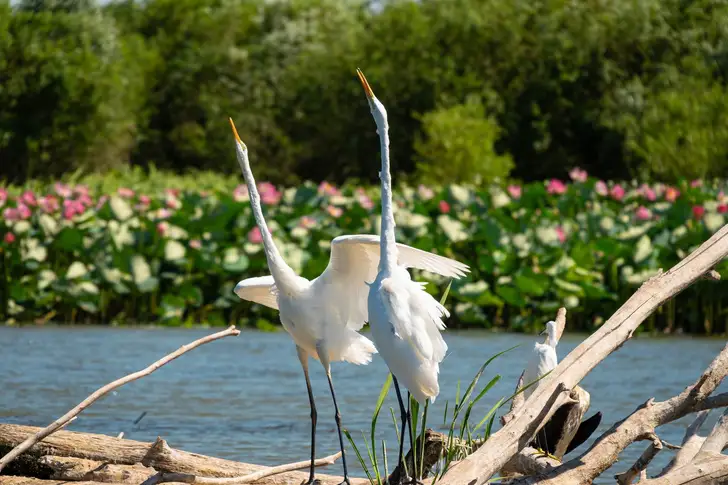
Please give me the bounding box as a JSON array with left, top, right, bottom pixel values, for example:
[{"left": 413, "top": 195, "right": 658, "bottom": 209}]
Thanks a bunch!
[
  {"left": 523, "top": 320, "right": 558, "bottom": 399},
  {"left": 228, "top": 119, "right": 469, "bottom": 485},
  {"left": 357, "top": 69, "right": 464, "bottom": 482}
]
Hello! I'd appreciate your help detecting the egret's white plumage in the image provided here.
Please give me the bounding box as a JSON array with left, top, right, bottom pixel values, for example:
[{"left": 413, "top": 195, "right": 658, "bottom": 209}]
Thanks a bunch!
[
  {"left": 523, "top": 320, "right": 559, "bottom": 399},
  {"left": 228, "top": 117, "right": 467, "bottom": 484},
  {"left": 358, "top": 68, "right": 465, "bottom": 405}
]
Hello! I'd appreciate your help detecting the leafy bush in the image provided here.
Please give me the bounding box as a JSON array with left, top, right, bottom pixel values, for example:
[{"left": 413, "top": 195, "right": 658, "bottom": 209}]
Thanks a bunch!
[
  {"left": 415, "top": 98, "right": 513, "bottom": 185},
  {"left": 2, "top": 171, "right": 728, "bottom": 335}
]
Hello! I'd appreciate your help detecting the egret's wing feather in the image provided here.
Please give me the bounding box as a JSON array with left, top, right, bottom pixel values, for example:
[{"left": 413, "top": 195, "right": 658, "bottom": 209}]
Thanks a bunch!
[
  {"left": 318, "top": 234, "right": 468, "bottom": 329},
  {"left": 234, "top": 276, "right": 279, "bottom": 310},
  {"left": 330, "top": 234, "right": 469, "bottom": 278},
  {"left": 379, "top": 278, "right": 434, "bottom": 362}
]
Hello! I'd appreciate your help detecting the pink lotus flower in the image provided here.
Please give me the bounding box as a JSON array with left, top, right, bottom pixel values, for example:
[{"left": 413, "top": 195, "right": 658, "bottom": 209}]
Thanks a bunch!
[
  {"left": 248, "top": 226, "right": 263, "bottom": 244},
  {"left": 39, "top": 195, "right": 59, "bottom": 213},
  {"left": 0, "top": 188, "right": 7, "bottom": 206},
  {"left": 54, "top": 183, "right": 73, "bottom": 198},
  {"left": 610, "top": 185, "right": 625, "bottom": 201},
  {"left": 3, "top": 232, "right": 15, "bottom": 244},
  {"left": 165, "top": 188, "right": 181, "bottom": 198},
  {"left": 719, "top": 191, "right": 726, "bottom": 203},
  {"left": 166, "top": 198, "right": 181, "bottom": 210},
  {"left": 139, "top": 195, "right": 151, "bottom": 206},
  {"left": 507, "top": 185, "right": 522, "bottom": 199},
  {"left": 556, "top": 226, "right": 566, "bottom": 243},
  {"left": 547, "top": 179, "right": 567, "bottom": 195},
  {"left": 595, "top": 180, "right": 608, "bottom": 196},
  {"left": 356, "top": 189, "right": 374, "bottom": 210},
  {"left": 299, "top": 216, "right": 316, "bottom": 229},
  {"left": 635, "top": 206, "right": 652, "bottom": 221},
  {"left": 326, "top": 205, "right": 343, "bottom": 218},
  {"left": 3, "top": 208, "right": 19, "bottom": 221},
  {"left": 718, "top": 204, "right": 728, "bottom": 214},
  {"left": 189, "top": 239, "right": 202, "bottom": 250},
  {"left": 156, "top": 222, "right": 168, "bottom": 236},
  {"left": 157, "top": 208, "right": 171, "bottom": 219},
  {"left": 569, "top": 168, "right": 588, "bottom": 183},
  {"left": 259, "top": 182, "right": 281, "bottom": 205},
  {"left": 233, "top": 185, "right": 248, "bottom": 202},
  {"left": 665, "top": 186, "right": 680, "bottom": 202},
  {"left": 439, "top": 200, "right": 451, "bottom": 214},
  {"left": 17, "top": 204, "right": 31, "bottom": 219},
  {"left": 691, "top": 179, "right": 703, "bottom": 188},
  {"left": 639, "top": 184, "right": 656, "bottom": 201},
  {"left": 418, "top": 185, "right": 434, "bottom": 200},
  {"left": 62, "top": 199, "right": 85, "bottom": 220},
  {"left": 318, "top": 181, "right": 341, "bottom": 197},
  {"left": 118, "top": 187, "right": 135, "bottom": 198},
  {"left": 96, "top": 195, "right": 109, "bottom": 210},
  {"left": 693, "top": 205, "right": 705, "bottom": 220},
  {"left": 20, "top": 190, "right": 37, "bottom": 206}
]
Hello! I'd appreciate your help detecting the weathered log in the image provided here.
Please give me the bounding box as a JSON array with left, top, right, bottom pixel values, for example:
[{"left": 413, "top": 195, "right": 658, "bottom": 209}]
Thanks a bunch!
[
  {"left": 436, "top": 224, "right": 728, "bottom": 485},
  {"left": 0, "top": 425, "right": 358, "bottom": 485},
  {"left": 0, "top": 478, "right": 188, "bottom": 485},
  {"left": 639, "top": 453, "right": 728, "bottom": 485},
  {"left": 37, "top": 456, "right": 155, "bottom": 483}
]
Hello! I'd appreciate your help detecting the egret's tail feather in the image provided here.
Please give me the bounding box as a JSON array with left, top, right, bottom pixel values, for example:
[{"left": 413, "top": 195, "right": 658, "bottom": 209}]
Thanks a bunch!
[{"left": 342, "top": 332, "right": 378, "bottom": 365}]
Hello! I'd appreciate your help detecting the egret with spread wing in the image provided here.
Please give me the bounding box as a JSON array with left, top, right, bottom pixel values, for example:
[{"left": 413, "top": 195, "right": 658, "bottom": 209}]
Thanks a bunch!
[
  {"left": 229, "top": 119, "right": 469, "bottom": 485},
  {"left": 357, "top": 69, "right": 461, "bottom": 483}
]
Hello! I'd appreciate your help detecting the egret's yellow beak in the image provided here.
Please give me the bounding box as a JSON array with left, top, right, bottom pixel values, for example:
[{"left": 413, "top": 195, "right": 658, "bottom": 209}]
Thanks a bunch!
[
  {"left": 229, "top": 117, "right": 246, "bottom": 149},
  {"left": 357, "top": 68, "right": 375, "bottom": 99}
]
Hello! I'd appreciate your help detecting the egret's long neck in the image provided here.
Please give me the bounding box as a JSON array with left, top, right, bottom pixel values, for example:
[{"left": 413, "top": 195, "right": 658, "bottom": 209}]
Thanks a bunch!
[
  {"left": 547, "top": 330, "right": 558, "bottom": 349},
  {"left": 377, "top": 121, "right": 397, "bottom": 273},
  {"left": 236, "top": 147, "right": 296, "bottom": 286}
]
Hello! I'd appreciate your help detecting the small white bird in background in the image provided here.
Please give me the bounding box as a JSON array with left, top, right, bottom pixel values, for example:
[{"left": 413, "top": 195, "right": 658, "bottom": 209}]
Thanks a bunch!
[
  {"left": 228, "top": 119, "right": 469, "bottom": 485},
  {"left": 356, "top": 68, "right": 469, "bottom": 482},
  {"left": 523, "top": 320, "right": 559, "bottom": 399}
]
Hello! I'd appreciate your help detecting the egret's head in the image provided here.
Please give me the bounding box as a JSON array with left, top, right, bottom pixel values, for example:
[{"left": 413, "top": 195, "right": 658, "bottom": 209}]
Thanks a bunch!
[
  {"left": 540, "top": 320, "right": 557, "bottom": 338},
  {"left": 229, "top": 117, "right": 248, "bottom": 158},
  {"left": 356, "top": 68, "right": 388, "bottom": 128}
]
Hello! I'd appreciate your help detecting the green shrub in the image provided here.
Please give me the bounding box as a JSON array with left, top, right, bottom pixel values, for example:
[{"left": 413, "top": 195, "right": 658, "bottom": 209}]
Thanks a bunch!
[{"left": 415, "top": 98, "right": 513, "bottom": 185}]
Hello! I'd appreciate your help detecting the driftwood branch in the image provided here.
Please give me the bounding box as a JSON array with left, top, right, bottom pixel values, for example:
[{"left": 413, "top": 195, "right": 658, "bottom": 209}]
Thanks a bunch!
[
  {"left": 436, "top": 224, "right": 728, "bottom": 485},
  {"left": 614, "top": 433, "right": 662, "bottom": 485},
  {"left": 141, "top": 452, "right": 342, "bottom": 485},
  {"left": 0, "top": 326, "right": 240, "bottom": 473}
]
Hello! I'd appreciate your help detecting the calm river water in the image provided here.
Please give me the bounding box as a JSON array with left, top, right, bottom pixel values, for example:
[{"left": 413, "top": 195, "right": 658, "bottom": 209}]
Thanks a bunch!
[{"left": 1, "top": 326, "right": 727, "bottom": 484}]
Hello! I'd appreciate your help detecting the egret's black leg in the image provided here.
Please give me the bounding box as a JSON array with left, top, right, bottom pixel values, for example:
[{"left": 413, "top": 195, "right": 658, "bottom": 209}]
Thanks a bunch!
[
  {"left": 324, "top": 367, "right": 350, "bottom": 485},
  {"left": 392, "top": 376, "right": 410, "bottom": 483},
  {"left": 297, "top": 347, "right": 320, "bottom": 485}
]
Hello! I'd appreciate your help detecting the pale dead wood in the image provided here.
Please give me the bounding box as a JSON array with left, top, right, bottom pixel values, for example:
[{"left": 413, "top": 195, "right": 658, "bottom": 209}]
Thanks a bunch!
[
  {"left": 0, "top": 479, "right": 189, "bottom": 485},
  {"left": 0, "top": 425, "right": 362, "bottom": 485},
  {"left": 702, "top": 269, "right": 721, "bottom": 281},
  {"left": 0, "top": 326, "right": 240, "bottom": 473},
  {"left": 436, "top": 224, "right": 728, "bottom": 485},
  {"left": 500, "top": 447, "right": 560, "bottom": 478},
  {"left": 509, "top": 342, "right": 728, "bottom": 485},
  {"left": 614, "top": 433, "right": 662, "bottom": 485},
  {"left": 553, "top": 307, "right": 566, "bottom": 346},
  {"left": 661, "top": 410, "right": 710, "bottom": 475},
  {"left": 697, "top": 408, "right": 728, "bottom": 458},
  {"left": 638, "top": 453, "right": 728, "bottom": 485},
  {"left": 38, "top": 456, "right": 154, "bottom": 483},
  {"left": 140, "top": 452, "right": 342, "bottom": 485},
  {"left": 502, "top": 372, "right": 526, "bottom": 426}
]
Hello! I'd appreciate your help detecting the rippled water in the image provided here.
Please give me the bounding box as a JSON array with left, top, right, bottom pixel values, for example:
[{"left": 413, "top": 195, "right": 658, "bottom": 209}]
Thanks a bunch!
[{"left": 1, "top": 326, "right": 726, "bottom": 484}]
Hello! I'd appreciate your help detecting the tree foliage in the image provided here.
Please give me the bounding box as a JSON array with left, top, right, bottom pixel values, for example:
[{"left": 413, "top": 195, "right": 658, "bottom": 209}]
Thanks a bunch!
[{"left": 2, "top": 0, "right": 728, "bottom": 184}]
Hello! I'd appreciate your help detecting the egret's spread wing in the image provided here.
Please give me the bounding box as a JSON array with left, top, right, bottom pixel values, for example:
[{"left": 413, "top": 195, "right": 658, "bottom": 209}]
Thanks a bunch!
[
  {"left": 234, "top": 276, "right": 279, "bottom": 310},
  {"left": 330, "top": 234, "right": 469, "bottom": 279},
  {"left": 379, "top": 278, "right": 435, "bottom": 362},
  {"left": 319, "top": 234, "right": 466, "bottom": 330}
]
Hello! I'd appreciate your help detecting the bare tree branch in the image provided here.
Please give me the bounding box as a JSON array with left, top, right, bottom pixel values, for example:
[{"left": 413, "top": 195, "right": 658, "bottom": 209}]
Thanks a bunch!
[
  {"left": 436, "top": 224, "right": 728, "bottom": 485},
  {"left": 140, "top": 452, "right": 342, "bottom": 485},
  {"left": 698, "top": 408, "right": 728, "bottom": 455},
  {"left": 614, "top": 433, "right": 662, "bottom": 485},
  {"left": 0, "top": 326, "right": 241, "bottom": 473}
]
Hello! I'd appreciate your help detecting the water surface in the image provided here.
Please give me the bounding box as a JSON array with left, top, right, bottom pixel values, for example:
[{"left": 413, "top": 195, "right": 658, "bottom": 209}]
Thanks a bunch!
[{"left": 1, "top": 327, "right": 726, "bottom": 484}]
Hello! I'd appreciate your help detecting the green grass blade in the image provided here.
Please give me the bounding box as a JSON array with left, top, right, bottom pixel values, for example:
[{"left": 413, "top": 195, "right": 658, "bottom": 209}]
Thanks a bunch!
[
  {"left": 361, "top": 431, "right": 380, "bottom": 484},
  {"left": 370, "top": 374, "right": 392, "bottom": 481},
  {"left": 419, "top": 399, "right": 429, "bottom": 479},
  {"left": 344, "top": 429, "right": 374, "bottom": 483},
  {"left": 439, "top": 280, "right": 453, "bottom": 305},
  {"left": 443, "top": 400, "right": 449, "bottom": 425},
  {"left": 382, "top": 439, "right": 389, "bottom": 480},
  {"left": 473, "top": 397, "right": 505, "bottom": 432}
]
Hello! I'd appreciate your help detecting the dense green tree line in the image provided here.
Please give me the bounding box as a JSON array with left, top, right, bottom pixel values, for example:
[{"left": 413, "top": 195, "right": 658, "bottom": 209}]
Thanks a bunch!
[{"left": 2, "top": 0, "right": 728, "bottom": 185}]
